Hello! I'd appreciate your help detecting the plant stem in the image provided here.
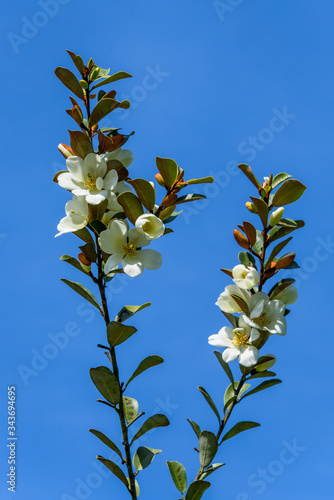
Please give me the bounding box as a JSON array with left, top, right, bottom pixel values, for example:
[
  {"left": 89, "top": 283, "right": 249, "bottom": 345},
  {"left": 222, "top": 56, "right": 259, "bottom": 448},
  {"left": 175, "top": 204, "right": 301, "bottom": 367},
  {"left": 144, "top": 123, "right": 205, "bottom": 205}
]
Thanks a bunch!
[{"left": 95, "top": 236, "right": 137, "bottom": 499}]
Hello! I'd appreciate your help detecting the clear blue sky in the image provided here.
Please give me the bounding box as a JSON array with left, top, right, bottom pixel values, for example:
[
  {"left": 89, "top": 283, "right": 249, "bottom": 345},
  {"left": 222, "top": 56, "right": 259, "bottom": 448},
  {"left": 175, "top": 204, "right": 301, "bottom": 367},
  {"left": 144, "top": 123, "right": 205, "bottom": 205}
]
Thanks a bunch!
[{"left": 1, "top": 1, "right": 333, "bottom": 499}]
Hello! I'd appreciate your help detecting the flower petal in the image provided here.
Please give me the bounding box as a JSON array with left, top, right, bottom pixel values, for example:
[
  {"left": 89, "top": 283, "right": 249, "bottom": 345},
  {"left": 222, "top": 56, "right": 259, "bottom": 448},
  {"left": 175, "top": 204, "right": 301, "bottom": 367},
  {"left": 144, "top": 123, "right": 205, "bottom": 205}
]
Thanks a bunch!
[
  {"left": 98, "top": 220, "right": 127, "bottom": 254},
  {"left": 104, "top": 253, "right": 123, "bottom": 275},
  {"left": 137, "top": 249, "right": 162, "bottom": 270},
  {"left": 58, "top": 172, "right": 82, "bottom": 191},
  {"left": 85, "top": 191, "right": 108, "bottom": 205},
  {"left": 122, "top": 257, "right": 144, "bottom": 277},
  {"left": 223, "top": 347, "right": 240, "bottom": 363},
  {"left": 239, "top": 346, "right": 259, "bottom": 367},
  {"left": 103, "top": 169, "right": 118, "bottom": 190},
  {"left": 66, "top": 156, "right": 85, "bottom": 181}
]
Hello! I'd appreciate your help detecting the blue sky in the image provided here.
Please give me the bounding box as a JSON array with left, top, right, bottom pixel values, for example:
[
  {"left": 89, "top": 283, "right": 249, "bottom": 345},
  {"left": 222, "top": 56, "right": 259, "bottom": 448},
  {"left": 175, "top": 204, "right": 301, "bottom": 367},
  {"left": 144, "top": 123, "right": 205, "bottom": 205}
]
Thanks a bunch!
[{"left": 1, "top": 1, "right": 333, "bottom": 499}]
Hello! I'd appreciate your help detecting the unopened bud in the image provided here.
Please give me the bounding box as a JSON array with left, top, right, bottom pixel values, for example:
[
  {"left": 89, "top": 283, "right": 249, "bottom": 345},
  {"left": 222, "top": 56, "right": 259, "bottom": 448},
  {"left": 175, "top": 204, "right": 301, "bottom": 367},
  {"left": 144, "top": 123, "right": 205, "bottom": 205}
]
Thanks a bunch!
[
  {"left": 233, "top": 229, "right": 250, "bottom": 250},
  {"left": 78, "top": 253, "right": 91, "bottom": 273},
  {"left": 245, "top": 201, "right": 258, "bottom": 214},
  {"left": 269, "top": 207, "right": 284, "bottom": 226},
  {"left": 80, "top": 79, "right": 88, "bottom": 89},
  {"left": 58, "top": 143, "right": 74, "bottom": 159},
  {"left": 155, "top": 173, "right": 166, "bottom": 188}
]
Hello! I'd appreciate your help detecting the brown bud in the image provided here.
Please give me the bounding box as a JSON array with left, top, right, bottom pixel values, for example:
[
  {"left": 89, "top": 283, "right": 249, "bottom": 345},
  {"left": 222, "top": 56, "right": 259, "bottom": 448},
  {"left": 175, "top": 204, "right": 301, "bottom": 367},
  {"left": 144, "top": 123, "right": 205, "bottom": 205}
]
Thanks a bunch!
[{"left": 233, "top": 229, "right": 250, "bottom": 249}]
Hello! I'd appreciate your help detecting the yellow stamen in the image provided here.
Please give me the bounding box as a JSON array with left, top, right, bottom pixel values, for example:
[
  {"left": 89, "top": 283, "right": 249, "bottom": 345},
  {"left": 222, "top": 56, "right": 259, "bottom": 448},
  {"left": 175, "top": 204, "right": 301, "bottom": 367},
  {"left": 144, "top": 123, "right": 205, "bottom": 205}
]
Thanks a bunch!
[
  {"left": 142, "top": 221, "right": 150, "bottom": 232},
  {"left": 123, "top": 242, "right": 137, "bottom": 257},
  {"left": 232, "top": 328, "right": 249, "bottom": 348},
  {"left": 252, "top": 313, "right": 267, "bottom": 328},
  {"left": 84, "top": 173, "right": 97, "bottom": 190}
]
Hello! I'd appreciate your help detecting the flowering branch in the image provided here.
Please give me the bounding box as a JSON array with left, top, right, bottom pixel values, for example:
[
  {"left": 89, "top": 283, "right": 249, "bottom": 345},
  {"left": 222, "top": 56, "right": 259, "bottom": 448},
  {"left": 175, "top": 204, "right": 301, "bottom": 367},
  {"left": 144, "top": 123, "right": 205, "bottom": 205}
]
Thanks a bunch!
[
  {"left": 167, "top": 164, "right": 306, "bottom": 499},
  {"left": 54, "top": 50, "right": 214, "bottom": 499}
]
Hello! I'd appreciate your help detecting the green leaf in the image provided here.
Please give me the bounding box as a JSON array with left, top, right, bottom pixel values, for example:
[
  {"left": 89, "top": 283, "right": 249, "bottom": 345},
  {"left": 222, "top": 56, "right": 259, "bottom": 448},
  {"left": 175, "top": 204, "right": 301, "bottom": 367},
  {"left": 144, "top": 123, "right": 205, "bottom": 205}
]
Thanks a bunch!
[
  {"left": 268, "top": 279, "right": 295, "bottom": 300},
  {"left": 156, "top": 157, "right": 178, "bottom": 188},
  {"left": 123, "top": 397, "right": 139, "bottom": 423},
  {"left": 187, "top": 419, "right": 201, "bottom": 439},
  {"left": 126, "top": 478, "right": 140, "bottom": 497},
  {"left": 61, "top": 279, "right": 101, "bottom": 310},
  {"left": 107, "top": 321, "right": 137, "bottom": 347},
  {"left": 185, "top": 176, "right": 214, "bottom": 185},
  {"left": 55, "top": 67, "right": 85, "bottom": 99},
  {"left": 272, "top": 179, "right": 307, "bottom": 206},
  {"left": 89, "top": 220, "right": 107, "bottom": 235},
  {"left": 79, "top": 242, "right": 97, "bottom": 262},
  {"left": 115, "top": 303, "right": 151, "bottom": 323},
  {"left": 254, "top": 355, "right": 277, "bottom": 372},
  {"left": 166, "top": 461, "right": 187, "bottom": 493},
  {"left": 224, "top": 382, "right": 251, "bottom": 410},
  {"left": 128, "top": 178, "right": 156, "bottom": 211},
  {"left": 131, "top": 414, "right": 169, "bottom": 444},
  {"left": 185, "top": 481, "right": 211, "bottom": 500},
  {"left": 264, "top": 237, "right": 292, "bottom": 268},
  {"left": 125, "top": 355, "right": 164, "bottom": 389},
  {"left": 238, "top": 164, "right": 261, "bottom": 188},
  {"left": 238, "top": 251, "right": 256, "bottom": 267},
  {"left": 250, "top": 196, "right": 268, "bottom": 227},
  {"left": 200, "top": 463, "right": 225, "bottom": 480},
  {"left": 269, "top": 219, "right": 305, "bottom": 242},
  {"left": 174, "top": 194, "right": 206, "bottom": 205},
  {"left": 213, "top": 351, "right": 234, "bottom": 384},
  {"left": 69, "top": 130, "right": 94, "bottom": 159},
  {"left": 89, "top": 98, "right": 125, "bottom": 127},
  {"left": 271, "top": 173, "right": 292, "bottom": 189},
  {"left": 90, "top": 366, "right": 120, "bottom": 405},
  {"left": 133, "top": 447, "right": 162, "bottom": 471},
  {"left": 230, "top": 294, "right": 249, "bottom": 314},
  {"left": 117, "top": 192, "right": 144, "bottom": 225},
  {"left": 221, "top": 421, "right": 260, "bottom": 443},
  {"left": 199, "top": 431, "right": 218, "bottom": 468},
  {"left": 74, "top": 227, "right": 95, "bottom": 245},
  {"left": 252, "top": 230, "right": 263, "bottom": 254},
  {"left": 89, "top": 429, "right": 123, "bottom": 459},
  {"left": 60, "top": 255, "right": 88, "bottom": 275},
  {"left": 221, "top": 311, "right": 238, "bottom": 329},
  {"left": 66, "top": 50, "right": 85, "bottom": 74},
  {"left": 197, "top": 387, "right": 221, "bottom": 423},
  {"left": 247, "top": 370, "right": 276, "bottom": 380},
  {"left": 91, "top": 71, "right": 133, "bottom": 90},
  {"left": 239, "top": 379, "right": 282, "bottom": 401},
  {"left": 97, "top": 457, "right": 128, "bottom": 488}
]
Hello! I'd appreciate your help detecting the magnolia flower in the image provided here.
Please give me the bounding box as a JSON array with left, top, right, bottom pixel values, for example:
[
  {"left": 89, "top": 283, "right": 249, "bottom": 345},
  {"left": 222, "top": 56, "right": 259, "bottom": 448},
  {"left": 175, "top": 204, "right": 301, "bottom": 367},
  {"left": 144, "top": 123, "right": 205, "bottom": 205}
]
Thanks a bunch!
[
  {"left": 104, "top": 148, "right": 134, "bottom": 168},
  {"left": 135, "top": 214, "right": 165, "bottom": 240},
  {"left": 241, "top": 291, "right": 287, "bottom": 335},
  {"left": 107, "top": 181, "right": 133, "bottom": 213},
  {"left": 208, "top": 317, "right": 259, "bottom": 367},
  {"left": 98, "top": 220, "right": 162, "bottom": 277},
  {"left": 232, "top": 264, "right": 259, "bottom": 290},
  {"left": 274, "top": 284, "right": 298, "bottom": 305},
  {"left": 216, "top": 285, "right": 250, "bottom": 313},
  {"left": 55, "top": 196, "right": 89, "bottom": 237},
  {"left": 58, "top": 153, "right": 118, "bottom": 205}
]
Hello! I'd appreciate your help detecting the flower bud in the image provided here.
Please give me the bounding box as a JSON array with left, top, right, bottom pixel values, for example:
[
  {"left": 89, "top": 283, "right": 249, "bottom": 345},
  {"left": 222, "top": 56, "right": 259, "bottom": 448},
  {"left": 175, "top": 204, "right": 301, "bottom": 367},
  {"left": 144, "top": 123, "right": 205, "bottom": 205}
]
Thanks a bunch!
[
  {"left": 78, "top": 253, "right": 91, "bottom": 273},
  {"left": 58, "top": 143, "right": 74, "bottom": 159},
  {"left": 155, "top": 173, "right": 166, "bottom": 188},
  {"left": 269, "top": 207, "right": 284, "bottom": 226},
  {"left": 245, "top": 201, "right": 258, "bottom": 214}
]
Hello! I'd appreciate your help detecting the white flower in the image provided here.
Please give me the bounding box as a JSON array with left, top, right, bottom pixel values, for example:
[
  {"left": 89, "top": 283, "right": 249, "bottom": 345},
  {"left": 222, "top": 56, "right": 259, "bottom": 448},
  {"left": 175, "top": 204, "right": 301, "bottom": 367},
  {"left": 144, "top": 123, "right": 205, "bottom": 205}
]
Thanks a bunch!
[
  {"left": 58, "top": 153, "right": 118, "bottom": 205},
  {"left": 232, "top": 264, "right": 259, "bottom": 290},
  {"left": 104, "top": 148, "right": 134, "bottom": 169},
  {"left": 98, "top": 220, "right": 162, "bottom": 277},
  {"left": 241, "top": 291, "right": 287, "bottom": 335},
  {"left": 216, "top": 285, "right": 250, "bottom": 313},
  {"left": 274, "top": 284, "right": 298, "bottom": 305},
  {"left": 208, "top": 317, "right": 259, "bottom": 367},
  {"left": 135, "top": 214, "right": 165, "bottom": 240},
  {"left": 107, "top": 180, "right": 133, "bottom": 213},
  {"left": 55, "top": 196, "right": 89, "bottom": 237}
]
